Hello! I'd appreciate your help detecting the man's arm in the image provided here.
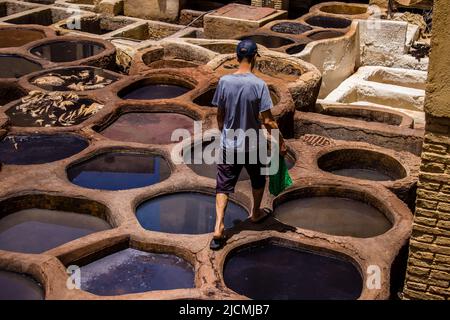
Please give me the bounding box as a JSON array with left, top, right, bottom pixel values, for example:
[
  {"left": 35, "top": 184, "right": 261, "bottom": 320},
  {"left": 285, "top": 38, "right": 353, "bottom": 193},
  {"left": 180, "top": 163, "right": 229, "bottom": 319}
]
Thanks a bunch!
[
  {"left": 217, "top": 106, "right": 225, "bottom": 132},
  {"left": 261, "top": 109, "right": 287, "bottom": 156}
]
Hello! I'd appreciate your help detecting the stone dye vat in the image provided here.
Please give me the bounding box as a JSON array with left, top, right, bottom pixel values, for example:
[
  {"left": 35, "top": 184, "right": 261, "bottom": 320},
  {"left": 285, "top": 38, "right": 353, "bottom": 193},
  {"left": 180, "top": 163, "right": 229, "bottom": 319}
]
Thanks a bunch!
[
  {"left": 304, "top": 15, "right": 351, "bottom": 29},
  {"left": 0, "top": 55, "right": 42, "bottom": 78},
  {"left": 271, "top": 22, "right": 313, "bottom": 35},
  {"left": 318, "top": 149, "right": 407, "bottom": 181},
  {"left": 118, "top": 79, "right": 192, "bottom": 100},
  {"left": 99, "top": 112, "right": 195, "bottom": 145},
  {"left": 80, "top": 248, "right": 194, "bottom": 296},
  {"left": 184, "top": 140, "right": 295, "bottom": 181},
  {"left": 30, "top": 40, "right": 105, "bottom": 63},
  {"left": 29, "top": 67, "right": 118, "bottom": 91},
  {"left": 224, "top": 242, "right": 362, "bottom": 299},
  {"left": 136, "top": 192, "right": 248, "bottom": 234},
  {"left": 0, "top": 208, "right": 110, "bottom": 253},
  {"left": 60, "top": 16, "right": 135, "bottom": 36},
  {"left": 274, "top": 194, "right": 392, "bottom": 238},
  {"left": 239, "top": 35, "right": 294, "bottom": 49},
  {"left": 0, "top": 271, "right": 44, "bottom": 300},
  {"left": 307, "top": 30, "right": 344, "bottom": 41},
  {"left": 6, "top": 91, "right": 103, "bottom": 127},
  {"left": 67, "top": 152, "right": 171, "bottom": 190},
  {"left": 3, "top": 7, "right": 73, "bottom": 26},
  {"left": 0, "top": 134, "right": 88, "bottom": 165},
  {"left": 0, "top": 28, "right": 45, "bottom": 48}
]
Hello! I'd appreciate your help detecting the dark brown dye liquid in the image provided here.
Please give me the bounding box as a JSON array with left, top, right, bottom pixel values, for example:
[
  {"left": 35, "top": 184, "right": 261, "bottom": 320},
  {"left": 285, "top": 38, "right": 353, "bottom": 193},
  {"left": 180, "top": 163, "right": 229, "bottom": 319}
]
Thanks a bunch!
[
  {"left": 67, "top": 152, "right": 171, "bottom": 191},
  {"left": 6, "top": 97, "right": 97, "bottom": 127},
  {"left": 0, "top": 55, "right": 42, "bottom": 78},
  {"left": 184, "top": 140, "right": 294, "bottom": 181},
  {"left": 30, "top": 67, "right": 117, "bottom": 91},
  {"left": 224, "top": 243, "right": 362, "bottom": 300},
  {"left": 0, "top": 134, "right": 88, "bottom": 165},
  {"left": 239, "top": 35, "right": 294, "bottom": 48},
  {"left": 0, "top": 83, "right": 26, "bottom": 106},
  {"left": 271, "top": 22, "right": 313, "bottom": 35},
  {"left": 0, "top": 29, "right": 45, "bottom": 48},
  {"left": 0, "top": 271, "right": 44, "bottom": 300},
  {"left": 275, "top": 197, "right": 392, "bottom": 238},
  {"left": 307, "top": 30, "right": 344, "bottom": 41},
  {"left": 305, "top": 16, "right": 351, "bottom": 29},
  {"left": 331, "top": 168, "right": 393, "bottom": 181},
  {"left": 119, "top": 83, "right": 191, "bottom": 100},
  {"left": 136, "top": 193, "right": 248, "bottom": 234},
  {"left": 0, "top": 209, "right": 111, "bottom": 253},
  {"left": 80, "top": 248, "right": 194, "bottom": 296},
  {"left": 286, "top": 43, "right": 307, "bottom": 55},
  {"left": 99, "top": 112, "right": 194, "bottom": 145},
  {"left": 30, "top": 41, "right": 104, "bottom": 62}
]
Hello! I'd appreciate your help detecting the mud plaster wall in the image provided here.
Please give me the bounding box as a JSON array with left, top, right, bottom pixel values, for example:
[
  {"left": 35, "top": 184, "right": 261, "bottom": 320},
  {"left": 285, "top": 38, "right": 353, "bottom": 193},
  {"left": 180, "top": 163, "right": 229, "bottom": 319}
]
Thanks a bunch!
[{"left": 403, "top": 0, "right": 450, "bottom": 300}]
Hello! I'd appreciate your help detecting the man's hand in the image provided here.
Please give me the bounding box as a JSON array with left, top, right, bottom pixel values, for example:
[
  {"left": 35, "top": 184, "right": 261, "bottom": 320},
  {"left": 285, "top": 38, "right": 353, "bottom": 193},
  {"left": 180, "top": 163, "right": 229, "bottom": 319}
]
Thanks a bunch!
[
  {"left": 261, "top": 110, "right": 287, "bottom": 156},
  {"left": 279, "top": 140, "right": 288, "bottom": 157}
]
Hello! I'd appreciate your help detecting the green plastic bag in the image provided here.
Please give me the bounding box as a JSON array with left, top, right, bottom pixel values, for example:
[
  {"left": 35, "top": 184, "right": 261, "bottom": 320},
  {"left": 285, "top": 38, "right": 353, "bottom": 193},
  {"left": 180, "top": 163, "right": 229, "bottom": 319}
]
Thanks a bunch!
[{"left": 269, "top": 155, "right": 293, "bottom": 196}]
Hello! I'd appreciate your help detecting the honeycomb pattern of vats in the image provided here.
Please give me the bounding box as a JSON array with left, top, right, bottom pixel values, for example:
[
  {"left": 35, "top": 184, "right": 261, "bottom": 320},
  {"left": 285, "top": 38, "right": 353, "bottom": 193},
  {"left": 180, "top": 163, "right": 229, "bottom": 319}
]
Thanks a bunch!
[{"left": 0, "top": 10, "right": 418, "bottom": 301}]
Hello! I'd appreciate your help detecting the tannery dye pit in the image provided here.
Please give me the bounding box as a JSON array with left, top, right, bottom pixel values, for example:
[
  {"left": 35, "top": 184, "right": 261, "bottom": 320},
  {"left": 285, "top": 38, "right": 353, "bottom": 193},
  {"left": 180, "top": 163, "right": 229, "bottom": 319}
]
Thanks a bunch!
[
  {"left": 99, "top": 112, "right": 195, "bottom": 144},
  {"left": 0, "top": 271, "right": 44, "bottom": 300},
  {"left": 30, "top": 41, "right": 105, "bottom": 63},
  {"left": 0, "top": 208, "right": 111, "bottom": 253},
  {"left": 0, "top": 29, "right": 45, "bottom": 48},
  {"left": 274, "top": 196, "right": 392, "bottom": 238},
  {"left": 136, "top": 192, "right": 248, "bottom": 234},
  {"left": 224, "top": 242, "right": 362, "bottom": 300},
  {"left": 80, "top": 248, "right": 195, "bottom": 296},
  {"left": 118, "top": 80, "right": 192, "bottom": 100},
  {"left": 67, "top": 152, "right": 171, "bottom": 190},
  {"left": 0, "top": 55, "right": 42, "bottom": 78},
  {"left": 0, "top": 134, "right": 88, "bottom": 165}
]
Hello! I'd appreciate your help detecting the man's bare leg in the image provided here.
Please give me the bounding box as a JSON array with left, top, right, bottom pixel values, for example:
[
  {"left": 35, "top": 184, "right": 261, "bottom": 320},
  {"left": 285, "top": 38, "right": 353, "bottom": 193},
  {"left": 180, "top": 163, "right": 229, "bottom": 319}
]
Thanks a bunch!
[
  {"left": 214, "top": 193, "right": 228, "bottom": 239},
  {"left": 250, "top": 187, "right": 266, "bottom": 221}
]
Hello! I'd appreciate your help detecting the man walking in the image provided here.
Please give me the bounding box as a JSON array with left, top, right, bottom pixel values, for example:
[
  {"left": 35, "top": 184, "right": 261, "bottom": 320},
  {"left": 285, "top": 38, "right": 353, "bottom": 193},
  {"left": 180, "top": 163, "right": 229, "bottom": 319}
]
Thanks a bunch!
[{"left": 210, "top": 39, "right": 287, "bottom": 250}]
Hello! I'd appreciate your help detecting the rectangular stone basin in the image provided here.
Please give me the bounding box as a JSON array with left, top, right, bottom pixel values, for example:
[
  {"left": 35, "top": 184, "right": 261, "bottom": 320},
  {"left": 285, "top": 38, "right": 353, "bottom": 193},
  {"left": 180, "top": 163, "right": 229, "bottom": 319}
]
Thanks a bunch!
[
  {"left": 0, "top": 1, "right": 39, "bottom": 18},
  {"left": 60, "top": 15, "right": 136, "bottom": 36},
  {"left": 4, "top": 7, "right": 73, "bottom": 26},
  {"left": 112, "top": 21, "right": 183, "bottom": 41}
]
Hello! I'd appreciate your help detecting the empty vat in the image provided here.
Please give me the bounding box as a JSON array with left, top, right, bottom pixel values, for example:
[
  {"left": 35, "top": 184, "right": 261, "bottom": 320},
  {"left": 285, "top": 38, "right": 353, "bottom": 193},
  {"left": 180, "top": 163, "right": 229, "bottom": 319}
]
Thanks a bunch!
[
  {"left": 80, "top": 248, "right": 194, "bottom": 296},
  {"left": 30, "top": 67, "right": 118, "bottom": 91},
  {"left": 0, "top": 134, "right": 88, "bottom": 165},
  {"left": 307, "top": 30, "right": 344, "bottom": 41},
  {"left": 0, "top": 271, "right": 44, "bottom": 300},
  {"left": 274, "top": 194, "right": 392, "bottom": 238},
  {"left": 224, "top": 242, "right": 362, "bottom": 299},
  {"left": 61, "top": 16, "right": 134, "bottom": 35},
  {"left": 99, "top": 112, "right": 195, "bottom": 145},
  {"left": 319, "top": 4, "right": 367, "bottom": 16},
  {"left": 271, "top": 22, "right": 313, "bottom": 35},
  {"left": 0, "top": 208, "right": 110, "bottom": 253},
  {"left": 4, "top": 8, "right": 72, "bottom": 26},
  {"left": 30, "top": 41, "right": 105, "bottom": 63},
  {"left": 112, "top": 22, "right": 182, "bottom": 41},
  {"left": 0, "top": 2, "right": 38, "bottom": 18},
  {"left": 67, "top": 152, "right": 171, "bottom": 190},
  {"left": 136, "top": 192, "right": 248, "bottom": 234},
  {"left": 318, "top": 149, "right": 407, "bottom": 181},
  {"left": 118, "top": 79, "right": 192, "bottom": 100},
  {"left": 0, "top": 55, "right": 42, "bottom": 78},
  {"left": 239, "top": 35, "right": 294, "bottom": 48}
]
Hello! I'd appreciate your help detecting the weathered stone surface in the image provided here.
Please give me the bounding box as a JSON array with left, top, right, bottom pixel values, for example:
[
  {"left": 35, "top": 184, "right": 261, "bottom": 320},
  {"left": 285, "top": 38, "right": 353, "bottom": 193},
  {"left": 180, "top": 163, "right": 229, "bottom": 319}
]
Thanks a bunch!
[
  {"left": 97, "top": 0, "right": 124, "bottom": 16},
  {"left": 123, "top": 0, "right": 182, "bottom": 22}
]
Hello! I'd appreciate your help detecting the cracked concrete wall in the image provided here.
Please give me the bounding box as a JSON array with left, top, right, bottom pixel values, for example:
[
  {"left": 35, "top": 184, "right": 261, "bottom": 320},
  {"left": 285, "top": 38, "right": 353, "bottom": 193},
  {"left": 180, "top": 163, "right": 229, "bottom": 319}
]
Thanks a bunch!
[{"left": 403, "top": 0, "right": 450, "bottom": 300}]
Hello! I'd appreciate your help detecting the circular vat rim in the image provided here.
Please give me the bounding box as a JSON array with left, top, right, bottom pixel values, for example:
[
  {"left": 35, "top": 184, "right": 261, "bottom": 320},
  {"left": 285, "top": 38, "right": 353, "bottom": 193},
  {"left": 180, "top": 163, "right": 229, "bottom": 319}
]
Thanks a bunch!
[
  {"left": 235, "top": 32, "right": 297, "bottom": 50},
  {"left": 58, "top": 236, "right": 199, "bottom": 297},
  {"left": 129, "top": 41, "right": 217, "bottom": 75},
  {"left": 18, "top": 65, "right": 124, "bottom": 95},
  {"left": 0, "top": 24, "right": 56, "bottom": 50},
  {"left": 25, "top": 36, "right": 116, "bottom": 68},
  {"left": 268, "top": 20, "right": 315, "bottom": 36},
  {"left": 114, "top": 71, "right": 199, "bottom": 102},
  {"left": 92, "top": 101, "right": 205, "bottom": 145},
  {"left": 65, "top": 147, "right": 174, "bottom": 191},
  {"left": 219, "top": 236, "right": 365, "bottom": 300},
  {"left": 309, "top": 1, "right": 373, "bottom": 19},
  {"left": 0, "top": 265, "right": 46, "bottom": 300},
  {"left": 301, "top": 13, "right": 352, "bottom": 30},
  {"left": 271, "top": 182, "right": 413, "bottom": 239},
  {"left": 0, "top": 132, "right": 90, "bottom": 165},
  {"left": 134, "top": 190, "right": 250, "bottom": 236},
  {"left": 2, "top": 91, "right": 110, "bottom": 130}
]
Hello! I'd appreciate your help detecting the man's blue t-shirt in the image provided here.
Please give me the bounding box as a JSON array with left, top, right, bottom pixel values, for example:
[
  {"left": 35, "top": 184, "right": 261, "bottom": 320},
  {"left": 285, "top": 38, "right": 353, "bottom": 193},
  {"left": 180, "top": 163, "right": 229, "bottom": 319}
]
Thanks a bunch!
[{"left": 212, "top": 73, "right": 273, "bottom": 152}]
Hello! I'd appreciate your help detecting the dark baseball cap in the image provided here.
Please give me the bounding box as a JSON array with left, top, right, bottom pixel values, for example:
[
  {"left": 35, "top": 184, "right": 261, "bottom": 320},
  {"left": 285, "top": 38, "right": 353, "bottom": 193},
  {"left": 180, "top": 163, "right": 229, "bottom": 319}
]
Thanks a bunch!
[{"left": 236, "top": 39, "right": 260, "bottom": 59}]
